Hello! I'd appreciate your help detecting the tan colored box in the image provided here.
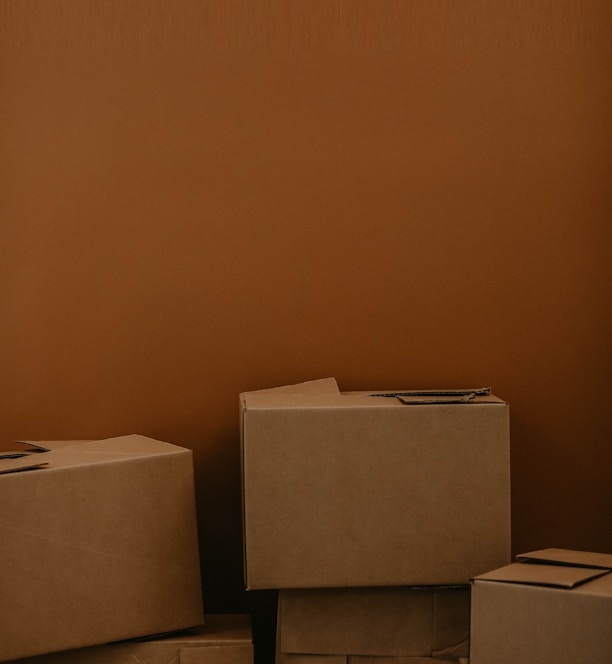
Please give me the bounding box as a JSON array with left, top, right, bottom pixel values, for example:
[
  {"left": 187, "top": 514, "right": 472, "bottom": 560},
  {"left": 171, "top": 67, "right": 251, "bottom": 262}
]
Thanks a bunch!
[
  {"left": 470, "top": 548, "right": 612, "bottom": 664},
  {"left": 276, "top": 586, "right": 470, "bottom": 661},
  {"left": 7, "top": 614, "right": 252, "bottom": 664},
  {"left": 0, "top": 435, "right": 204, "bottom": 662},
  {"left": 278, "top": 659, "right": 468, "bottom": 664},
  {"left": 277, "top": 658, "right": 468, "bottom": 664},
  {"left": 240, "top": 377, "right": 510, "bottom": 589}
]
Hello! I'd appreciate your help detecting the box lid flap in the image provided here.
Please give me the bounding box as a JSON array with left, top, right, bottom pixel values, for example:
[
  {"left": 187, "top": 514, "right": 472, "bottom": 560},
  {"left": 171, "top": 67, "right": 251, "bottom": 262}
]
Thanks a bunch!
[
  {"left": 14, "top": 439, "right": 95, "bottom": 451},
  {"left": 474, "top": 561, "right": 609, "bottom": 588},
  {"left": 0, "top": 435, "right": 184, "bottom": 475},
  {"left": 244, "top": 377, "right": 342, "bottom": 408},
  {"left": 0, "top": 455, "right": 49, "bottom": 474},
  {"left": 516, "top": 548, "right": 612, "bottom": 570}
]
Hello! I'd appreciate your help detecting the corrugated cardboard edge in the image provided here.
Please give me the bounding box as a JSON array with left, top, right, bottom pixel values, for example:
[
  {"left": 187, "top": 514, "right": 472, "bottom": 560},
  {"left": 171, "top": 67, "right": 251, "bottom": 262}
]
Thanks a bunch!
[{"left": 517, "top": 548, "right": 612, "bottom": 570}]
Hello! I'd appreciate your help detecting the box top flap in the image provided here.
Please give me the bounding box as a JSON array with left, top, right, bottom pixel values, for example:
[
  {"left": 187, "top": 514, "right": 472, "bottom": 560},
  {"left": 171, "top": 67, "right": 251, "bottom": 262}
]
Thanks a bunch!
[
  {"left": 0, "top": 455, "right": 49, "bottom": 474},
  {"left": 516, "top": 548, "right": 612, "bottom": 570},
  {"left": 14, "top": 439, "right": 94, "bottom": 451},
  {"left": 0, "top": 435, "right": 186, "bottom": 475},
  {"left": 243, "top": 378, "right": 342, "bottom": 408},
  {"left": 474, "top": 561, "right": 609, "bottom": 588},
  {"left": 244, "top": 379, "right": 505, "bottom": 409}
]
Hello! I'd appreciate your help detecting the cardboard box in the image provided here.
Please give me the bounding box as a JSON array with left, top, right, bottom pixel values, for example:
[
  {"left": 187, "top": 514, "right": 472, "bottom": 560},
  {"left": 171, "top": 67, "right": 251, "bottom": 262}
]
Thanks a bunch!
[
  {"left": 276, "top": 586, "right": 470, "bottom": 661},
  {"left": 470, "top": 548, "right": 612, "bottom": 664},
  {"left": 6, "top": 614, "right": 253, "bottom": 664},
  {"left": 0, "top": 435, "right": 204, "bottom": 662},
  {"left": 240, "top": 378, "right": 510, "bottom": 589},
  {"left": 277, "top": 659, "right": 468, "bottom": 664}
]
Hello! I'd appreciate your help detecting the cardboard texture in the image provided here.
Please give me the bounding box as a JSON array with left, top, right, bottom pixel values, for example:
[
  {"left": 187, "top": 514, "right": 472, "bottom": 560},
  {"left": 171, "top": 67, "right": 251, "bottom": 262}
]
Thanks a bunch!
[
  {"left": 7, "top": 614, "right": 253, "bottom": 664},
  {"left": 240, "top": 378, "right": 510, "bottom": 589},
  {"left": 277, "top": 659, "right": 468, "bottom": 664},
  {"left": 0, "top": 435, "right": 204, "bottom": 662},
  {"left": 470, "top": 549, "right": 612, "bottom": 664},
  {"left": 277, "top": 586, "right": 470, "bottom": 660}
]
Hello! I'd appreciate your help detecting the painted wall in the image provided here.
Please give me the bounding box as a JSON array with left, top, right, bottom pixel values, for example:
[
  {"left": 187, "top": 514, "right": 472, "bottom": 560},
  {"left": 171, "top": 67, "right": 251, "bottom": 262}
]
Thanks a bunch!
[{"left": 2, "top": 1, "right": 611, "bottom": 659}]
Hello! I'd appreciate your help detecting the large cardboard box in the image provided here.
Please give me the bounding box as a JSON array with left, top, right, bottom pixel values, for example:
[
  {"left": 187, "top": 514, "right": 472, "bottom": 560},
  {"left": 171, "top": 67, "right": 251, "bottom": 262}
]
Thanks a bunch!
[
  {"left": 276, "top": 586, "right": 470, "bottom": 662},
  {"left": 7, "top": 614, "right": 252, "bottom": 664},
  {"left": 470, "top": 548, "right": 612, "bottom": 664},
  {"left": 240, "top": 377, "right": 510, "bottom": 589},
  {"left": 0, "top": 435, "right": 204, "bottom": 662}
]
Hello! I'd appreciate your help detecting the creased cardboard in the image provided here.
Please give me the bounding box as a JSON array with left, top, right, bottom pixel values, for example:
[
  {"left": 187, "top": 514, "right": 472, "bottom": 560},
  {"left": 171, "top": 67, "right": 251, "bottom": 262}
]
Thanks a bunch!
[
  {"left": 470, "top": 548, "right": 612, "bottom": 664},
  {"left": 277, "top": 586, "right": 469, "bottom": 660},
  {"left": 0, "top": 435, "right": 204, "bottom": 662},
  {"left": 7, "top": 614, "right": 252, "bottom": 664},
  {"left": 241, "top": 377, "right": 510, "bottom": 589}
]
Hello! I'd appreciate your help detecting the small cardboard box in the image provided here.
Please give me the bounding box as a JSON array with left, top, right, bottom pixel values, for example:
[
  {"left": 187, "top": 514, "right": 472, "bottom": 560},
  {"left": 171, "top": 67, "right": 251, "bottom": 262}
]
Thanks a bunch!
[
  {"left": 470, "top": 548, "right": 612, "bottom": 664},
  {"left": 240, "top": 377, "right": 510, "bottom": 589},
  {"left": 277, "top": 659, "right": 468, "bottom": 664},
  {"left": 6, "top": 614, "right": 252, "bottom": 664},
  {"left": 277, "top": 658, "right": 468, "bottom": 664},
  {"left": 0, "top": 435, "right": 204, "bottom": 662},
  {"left": 276, "top": 586, "right": 470, "bottom": 661}
]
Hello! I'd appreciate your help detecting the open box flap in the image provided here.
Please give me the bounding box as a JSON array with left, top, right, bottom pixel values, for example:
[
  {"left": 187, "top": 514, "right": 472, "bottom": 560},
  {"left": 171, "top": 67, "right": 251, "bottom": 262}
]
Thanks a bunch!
[
  {"left": 0, "top": 435, "right": 185, "bottom": 475},
  {"left": 0, "top": 455, "right": 49, "bottom": 474},
  {"left": 244, "top": 377, "right": 343, "bottom": 408},
  {"left": 517, "top": 548, "right": 612, "bottom": 570},
  {"left": 14, "top": 439, "right": 94, "bottom": 451},
  {"left": 245, "top": 380, "right": 503, "bottom": 409},
  {"left": 474, "top": 561, "right": 609, "bottom": 589}
]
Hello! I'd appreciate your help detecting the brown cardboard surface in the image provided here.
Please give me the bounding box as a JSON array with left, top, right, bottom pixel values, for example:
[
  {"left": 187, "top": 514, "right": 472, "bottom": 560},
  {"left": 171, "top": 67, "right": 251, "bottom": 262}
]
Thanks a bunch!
[
  {"left": 278, "top": 586, "right": 470, "bottom": 658},
  {"left": 8, "top": 615, "right": 252, "bottom": 664},
  {"left": 470, "top": 551, "right": 612, "bottom": 663},
  {"left": 516, "top": 548, "right": 612, "bottom": 569},
  {"left": 277, "top": 656, "right": 346, "bottom": 664},
  {"left": 180, "top": 645, "right": 253, "bottom": 664},
  {"left": 241, "top": 378, "right": 510, "bottom": 589},
  {"left": 278, "top": 658, "right": 466, "bottom": 664},
  {"left": 475, "top": 561, "right": 608, "bottom": 588},
  {"left": 0, "top": 435, "right": 204, "bottom": 662},
  {"left": 349, "top": 659, "right": 469, "bottom": 664}
]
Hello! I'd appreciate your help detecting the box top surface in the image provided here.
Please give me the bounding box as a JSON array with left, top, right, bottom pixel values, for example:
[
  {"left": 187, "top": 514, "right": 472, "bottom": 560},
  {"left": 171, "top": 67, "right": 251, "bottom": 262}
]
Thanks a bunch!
[
  {"left": 242, "top": 377, "right": 506, "bottom": 409},
  {"left": 0, "top": 435, "right": 188, "bottom": 475},
  {"left": 517, "top": 548, "right": 612, "bottom": 569},
  {"left": 474, "top": 549, "right": 612, "bottom": 589}
]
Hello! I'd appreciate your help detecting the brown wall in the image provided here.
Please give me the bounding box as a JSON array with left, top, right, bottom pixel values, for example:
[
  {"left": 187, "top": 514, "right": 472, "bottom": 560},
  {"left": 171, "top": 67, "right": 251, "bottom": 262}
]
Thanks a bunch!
[{"left": 2, "top": 1, "right": 611, "bottom": 657}]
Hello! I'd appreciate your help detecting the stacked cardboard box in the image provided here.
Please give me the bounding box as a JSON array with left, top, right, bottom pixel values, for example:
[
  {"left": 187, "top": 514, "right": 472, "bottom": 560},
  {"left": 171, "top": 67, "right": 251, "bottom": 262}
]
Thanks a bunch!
[
  {"left": 0, "top": 434, "right": 252, "bottom": 664},
  {"left": 239, "top": 378, "right": 511, "bottom": 662},
  {"left": 470, "top": 548, "right": 612, "bottom": 663},
  {"left": 277, "top": 586, "right": 470, "bottom": 663},
  {"left": 5, "top": 614, "right": 253, "bottom": 664}
]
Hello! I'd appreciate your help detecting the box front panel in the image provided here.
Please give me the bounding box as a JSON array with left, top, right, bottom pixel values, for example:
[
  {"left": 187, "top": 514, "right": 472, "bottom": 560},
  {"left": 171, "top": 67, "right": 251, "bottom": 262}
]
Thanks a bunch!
[
  {"left": 0, "top": 449, "right": 203, "bottom": 661},
  {"left": 470, "top": 579, "right": 612, "bottom": 664},
  {"left": 279, "top": 588, "right": 433, "bottom": 657},
  {"left": 244, "top": 401, "right": 510, "bottom": 588}
]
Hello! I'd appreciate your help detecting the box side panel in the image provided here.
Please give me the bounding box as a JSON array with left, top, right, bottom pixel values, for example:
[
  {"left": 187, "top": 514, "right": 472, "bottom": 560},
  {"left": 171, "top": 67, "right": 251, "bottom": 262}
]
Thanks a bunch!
[
  {"left": 240, "top": 398, "right": 249, "bottom": 587},
  {"left": 470, "top": 580, "right": 612, "bottom": 664},
  {"left": 244, "top": 403, "right": 510, "bottom": 588},
  {"left": 431, "top": 587, "right": 470, "bottom": 659},
  {"left": 0, "top": 451, "right": 203, "bottom": 661}
]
